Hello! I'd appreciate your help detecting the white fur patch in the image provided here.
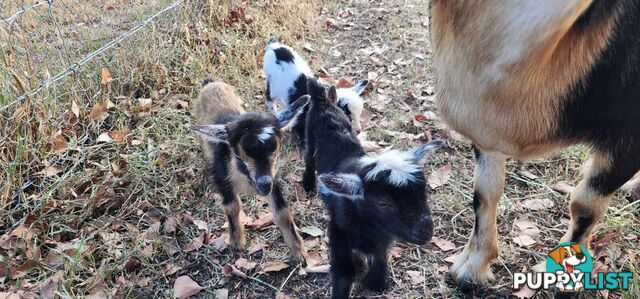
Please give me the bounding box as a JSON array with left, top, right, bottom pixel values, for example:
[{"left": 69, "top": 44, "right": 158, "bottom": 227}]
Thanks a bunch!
[
  {"left": 257, "top": 126, "right": 275, "bottom": 143},
  {"left": 336, "top": 88, "right": 364, "bottom": 131},
  {"left": 263, "top": 42, "right": 313, "bottom": 107},
  {"left": 318, "top": 173, "right": 364, "bottom": 201},
  {"left": 360, "top": 150, "right": 421, "bottom": 186}
]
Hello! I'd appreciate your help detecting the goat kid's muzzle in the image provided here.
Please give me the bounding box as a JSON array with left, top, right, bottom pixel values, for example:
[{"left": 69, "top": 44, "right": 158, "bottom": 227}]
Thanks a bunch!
[
  {"left": 254, "top": 175, "right": 273, "bottom": 196},
  {"left": 407, "top": 216, "right": 434, "bottom": 245}
]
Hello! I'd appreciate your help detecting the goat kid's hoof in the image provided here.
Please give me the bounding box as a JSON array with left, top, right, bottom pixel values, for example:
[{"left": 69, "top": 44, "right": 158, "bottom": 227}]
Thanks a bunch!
[
  {"left": 362, "top": 278, "right": 388, "bottom": 293},
  {"left": 449, "top": 253, "right": 493, "bottom": 293},
  {"left": 289, "top": 252, "right": 308, "bottom": 268},
  {"left": 229, "top": 239, "right": 246, "bottom": 251}
]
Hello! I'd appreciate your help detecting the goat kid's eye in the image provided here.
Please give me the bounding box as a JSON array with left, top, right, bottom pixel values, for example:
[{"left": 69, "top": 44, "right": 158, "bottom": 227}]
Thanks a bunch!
[{"left": 377, "top": 201, "right": 393, "bottom": 210}]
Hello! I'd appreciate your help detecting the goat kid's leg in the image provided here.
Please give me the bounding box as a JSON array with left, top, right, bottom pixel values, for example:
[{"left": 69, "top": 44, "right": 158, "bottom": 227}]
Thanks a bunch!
[
  {"left": 330, "top": 228, "right": 355, "bottom": 299},
  {"left": 221, "top": 191, "right": 245, "bottom": 250},
  {"left": 265, "top": 85, "right": 277, "bottom": 113},
  {"left": 450, "top": 147, "right": 506, "bottom": 289},
  {"left": 561, "top": 150, "right": 640, "bottom": 246},
  {"left": 214, "top": 166, "right": 245, "bottom": 249},
  {"left": 362, "top": 251, "right": 389, "bottom": 293},
  {"left": 302, "top": 152, "right": 317, "bottom": 194},
  {"left": 268, "top": 182, "right": 307, "bottom": 263}
]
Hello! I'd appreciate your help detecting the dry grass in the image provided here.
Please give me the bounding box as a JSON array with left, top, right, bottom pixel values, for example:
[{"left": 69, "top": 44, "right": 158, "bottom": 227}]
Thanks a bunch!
[{"left": 1, "top": 0, "right": 639, "bottom": 298}]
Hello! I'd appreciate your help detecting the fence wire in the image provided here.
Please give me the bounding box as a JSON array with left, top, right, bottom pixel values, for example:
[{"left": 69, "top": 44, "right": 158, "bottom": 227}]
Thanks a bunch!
[
  {"left": 0, "top": 0, "right": 207, "bottom": 230},
  {"left": 0, "top": 0, "right": 185, "bottom": 113}
]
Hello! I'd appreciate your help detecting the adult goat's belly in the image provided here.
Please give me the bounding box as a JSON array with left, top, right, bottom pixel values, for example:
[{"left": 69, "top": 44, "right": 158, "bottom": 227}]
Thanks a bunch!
[{"left": 436, "top": 81, "right": 566, "bottom": 160}]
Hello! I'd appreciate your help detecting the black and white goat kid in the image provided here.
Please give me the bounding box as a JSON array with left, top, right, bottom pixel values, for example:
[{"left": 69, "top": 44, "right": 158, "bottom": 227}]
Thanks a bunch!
[
  {"left": 291, "top": 78, "right": 442, "bottom": 298},
  {"left": 263, "top": 39, "right": 368, "bottom": 133},
  {"left": 190, "top": 78, "right": 306, "bottom": 262}
]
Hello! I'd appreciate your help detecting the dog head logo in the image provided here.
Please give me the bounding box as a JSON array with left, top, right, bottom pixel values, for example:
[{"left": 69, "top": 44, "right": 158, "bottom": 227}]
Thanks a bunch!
[
  {"left": 548, "top": 243, "right": 587, "bottom": 273},
  {"left": 545, "top": 242, "right": 593, "bottom": 291}
]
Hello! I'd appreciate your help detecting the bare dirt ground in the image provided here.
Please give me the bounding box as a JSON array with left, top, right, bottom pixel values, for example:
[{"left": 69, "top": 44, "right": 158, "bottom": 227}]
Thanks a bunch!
[{"left": 1, "top": 0, "right": 639, "bottom": 298}]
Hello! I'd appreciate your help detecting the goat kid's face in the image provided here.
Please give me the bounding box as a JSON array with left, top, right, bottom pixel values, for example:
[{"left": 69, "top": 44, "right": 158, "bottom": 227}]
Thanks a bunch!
[
  {"left": 336, "top": 80, "right": 368, "bottom": 134},
  {"left": 191, "top": 117, "right": 282, "bottom": 196},
  {"left": 318, "top": 141, "right": 443, "bottom": 244}
]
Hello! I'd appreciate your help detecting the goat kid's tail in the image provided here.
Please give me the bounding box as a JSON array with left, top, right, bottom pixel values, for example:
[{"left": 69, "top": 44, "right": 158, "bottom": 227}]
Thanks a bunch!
[{"left": 201, "top": 76, "right": 215, "bottom": 87}]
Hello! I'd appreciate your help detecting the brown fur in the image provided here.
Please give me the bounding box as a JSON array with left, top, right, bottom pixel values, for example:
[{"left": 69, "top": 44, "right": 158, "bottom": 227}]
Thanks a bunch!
[
  {"left": 432, "top": 0, "right": 617, "bottom": 159},
  {"left": 195, "top": 80, "right": 244, "bottom": 126},
  {"left": 450, "top": 150, "right": 505, "bottom": 284}
]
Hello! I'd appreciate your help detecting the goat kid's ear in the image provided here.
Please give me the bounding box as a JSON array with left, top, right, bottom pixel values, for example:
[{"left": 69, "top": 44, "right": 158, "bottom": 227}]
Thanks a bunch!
[
  {"left": 408, "top": 139, "right": 444, "bottom": 162},
  {"left": 276, "top": 95, "right": 309, "bottom": 127},
  {"left": 352, "top": 80, "right": 369, "bottom": 95},
  {"left": 317, "top": 173, "right": 364, "bottom": 201},
  {"left": 189, "top": 124, "right": 229, "bottom": 143},
  {"left": 327, "top": 85, "right": 338, "bottom": 105}
]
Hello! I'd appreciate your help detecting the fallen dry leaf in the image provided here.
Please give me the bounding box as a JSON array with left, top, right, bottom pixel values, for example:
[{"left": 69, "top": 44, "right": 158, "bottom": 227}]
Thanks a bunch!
[
  {"left": 89, "top": 101, "right": 109, "bottom": 121},
  {"left": 276, "top": 292, "right": 291, "bottom": 299},
  {"left": 222, "top": 264, "right": 247, "bottom": 278},
  {"left": 551, "top": 181, "right": 575, "bottom": 194},
  {"left": 173, "top": 276, "right": 202, "bottom": 299},
  {"left": 191, "top": 219, "right": 209, "bottom": 231},
  {"left": 428, "top": 164, "right": 452, "bottom": 189},
  {"left": 522, "top": 198, "right": 553, "bottom": 211},
  {"left": 514, "top": 218, "right": 541, "bottom": 239},
  {"left": 299, "top": 225, "right": 323, "bottom": 237},
  {"left": 52, "top": 131, "right": 68, "bottom": 153},
  {"left": 431, "top": 237, "right": 456, "bottom": 252},
  {"left": 414, "top": 114, "right": 431, "bottom": 123},
  {"left": 512, "top": 285, "right": 536, "bottom": 299},
  {"left": 513, "top": 235, "right": 537, "bottom": 247},
  {"left": 234, "top": 258, "right": 257, "bottom": 271},
  {"left": 324, "top": 17, "right": 336, "bottom": 27},
  {"left": 183, "top": 232, "right": 205, "bottom": 252},
  {"left": 406, "top": 270, "right": 425, "bottom": 285},
  {"left": 101, "top": 68, "right": 112, "bottom": 85},
  {"left": 164, "top": 216, "right": 180, "bottom": 234},
  {"left": 246, "top": 212, "right": 273, "bottom": 229},
  {"left": 39, "top": 165, "right": 61, "bottom": 177},
  {"left": 96, "top": 132, "right": 113, "bottom": 143},
  {"left": 210, "top": 234, "right": 227, "bottom": 251},
  {"left": 261, "top": 261, "right": 289, "bottom": 273},
  {"left": 71, "top": 101, "right": 80, "bottom": 118},
  {"left": 164, "top": 263, "right": 182, "bottom": 276},
  {"left": 247, "top": 242, "right": 267, "bottom": 255},
  {"left": 444, "top": 254, "right": 460, "bottom": 264},
  {"left": 303, "top": 264, "right": 330, "bottom": 274},
  {"left": 389, "top": 246, "right": 405, "bottom": 258},
  {"left": 336, "top": 78, "right": 354, "bottom": 88},
  {"left": 517, "top": 169, "right": 538, "bottom": 180},
  {"left": 214, "top": 289, "right": 229, "bottom": 299}
]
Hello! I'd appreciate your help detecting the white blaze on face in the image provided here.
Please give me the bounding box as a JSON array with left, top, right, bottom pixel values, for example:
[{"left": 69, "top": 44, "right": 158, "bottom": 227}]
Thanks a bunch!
[
  {"left": 258, "top": 126, "right": 275, "bottom": 143},
  {"left": 360, "top": 149, "right": 421, "bottom": 186}
]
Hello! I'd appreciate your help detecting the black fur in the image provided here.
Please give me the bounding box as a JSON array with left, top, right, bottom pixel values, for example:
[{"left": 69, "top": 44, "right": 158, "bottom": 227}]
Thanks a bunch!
[
  {"left": 201, "top": 77, "right": 215, "bottom": 87},
  {"left": 288, "top": 74, "right": 309, "bottom": 107},
  {"left": 296, "top": 78, "right": 435, "bottom": 299},
  {"left": 274, "top": 47, "right": 295, "bottom": 64},
  {"left": 472, "top": 191, "right": 481, "bottom": 235},
  {"left": 557, "top": 0, "right": 640, "bottom": 199}
]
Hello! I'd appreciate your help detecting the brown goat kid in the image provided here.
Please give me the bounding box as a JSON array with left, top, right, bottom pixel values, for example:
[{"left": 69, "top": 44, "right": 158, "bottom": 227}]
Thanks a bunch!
[
  {"left": 191, "top": 78, "right": 307, "bottom": 262},
  {"left": 431, "top": 0, "right": 640, "bottom": 289}
]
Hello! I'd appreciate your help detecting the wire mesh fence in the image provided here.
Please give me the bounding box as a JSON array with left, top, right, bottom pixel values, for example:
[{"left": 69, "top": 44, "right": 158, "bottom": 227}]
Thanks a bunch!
[
  {"left": 0, "top": 0, "right": 185, "bottom": 110},
  {"left": 0, "top": 0, "right": 318, "bottom": 234},
  {"left": 0, "top": 0, "right": 199, "bottom": 229}
]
